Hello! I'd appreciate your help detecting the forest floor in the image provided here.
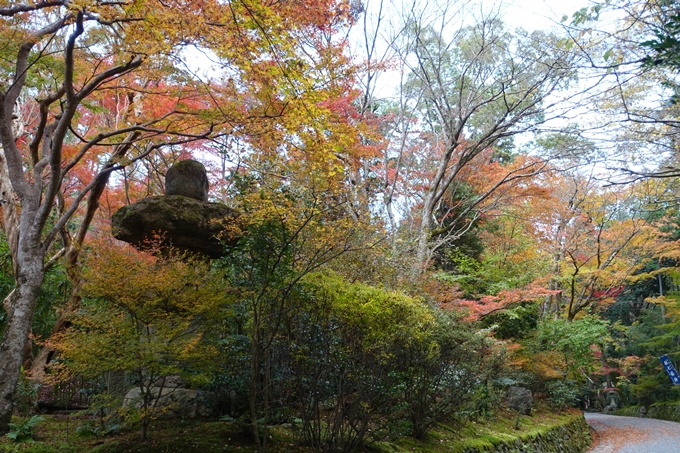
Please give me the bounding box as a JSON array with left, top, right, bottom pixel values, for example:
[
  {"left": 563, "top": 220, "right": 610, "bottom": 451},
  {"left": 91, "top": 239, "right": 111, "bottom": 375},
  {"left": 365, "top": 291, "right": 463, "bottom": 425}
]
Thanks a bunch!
[{"left": 0, "top": 403, "right": 583, "bottom": 453}]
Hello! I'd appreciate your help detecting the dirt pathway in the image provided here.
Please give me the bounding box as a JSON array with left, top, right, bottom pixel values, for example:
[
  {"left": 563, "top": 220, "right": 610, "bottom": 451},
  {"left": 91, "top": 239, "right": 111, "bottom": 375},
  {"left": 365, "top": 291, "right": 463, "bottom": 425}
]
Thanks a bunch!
[{"left": 585, "top": 412, "right": 680, "bottom": 452}]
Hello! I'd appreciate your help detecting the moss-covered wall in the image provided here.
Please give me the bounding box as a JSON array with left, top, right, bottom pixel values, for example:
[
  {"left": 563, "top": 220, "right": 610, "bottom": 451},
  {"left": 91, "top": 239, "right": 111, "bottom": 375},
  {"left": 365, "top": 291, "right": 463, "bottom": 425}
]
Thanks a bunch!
[
  {"left": 373, "top": 414, "right": 591, "bottom": 453},
  {"left": 460, "top": 415, "right": 591, "bottom": 453},
  {"left": 614, "top": 403, "right": 680, "bottom": 422}
]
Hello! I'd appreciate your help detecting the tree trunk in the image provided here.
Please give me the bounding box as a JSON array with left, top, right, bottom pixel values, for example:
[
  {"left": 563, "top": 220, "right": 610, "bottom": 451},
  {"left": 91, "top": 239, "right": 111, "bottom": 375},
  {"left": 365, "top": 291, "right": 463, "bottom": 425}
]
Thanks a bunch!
[
  {"left": 141, "top": 419, "right": 149, "bottom": 442},
  {"left": 0, "top": 148, "right": 20, "bottom": 273},
  {"left": 0, "top": 251, "right": 45, "bottom": 433},
  {"left": 416, "top": 197, "right": 435, "bottom": 272},
  {"left": 30, "top": 291, "right": 81, "bottom": 382},
  {"left": 250, "top": 320, "right": 262, "bottom": 451}
]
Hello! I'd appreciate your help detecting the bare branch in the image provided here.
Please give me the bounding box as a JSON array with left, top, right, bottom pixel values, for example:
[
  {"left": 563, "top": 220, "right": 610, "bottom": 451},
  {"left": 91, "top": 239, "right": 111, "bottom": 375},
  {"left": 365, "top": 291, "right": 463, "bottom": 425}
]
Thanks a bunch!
[
  {"left": 29, "top": 87, "right": 66, "bottom": 166},
  {"left": 0, "top": 1, "right": 65, "bottom": 16}
]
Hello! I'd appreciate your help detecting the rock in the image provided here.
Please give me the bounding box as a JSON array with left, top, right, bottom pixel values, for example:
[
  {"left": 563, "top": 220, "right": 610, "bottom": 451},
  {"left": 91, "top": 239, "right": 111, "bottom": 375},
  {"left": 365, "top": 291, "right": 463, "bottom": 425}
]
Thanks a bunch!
[
  {"left": 165, "top": 159, "right": 209, "bottom": 201},
  {"left": 508, "top": 386, "right": 533, "bottom": 415},
  {"left": 638, "top": 406, "right": 648, "bottom": 417},
  {"left": 111, "top": 195, "right": 238, "bottom": 258},
  {"left": 124, "top": 387, "right": 215, "bottom": 418}
]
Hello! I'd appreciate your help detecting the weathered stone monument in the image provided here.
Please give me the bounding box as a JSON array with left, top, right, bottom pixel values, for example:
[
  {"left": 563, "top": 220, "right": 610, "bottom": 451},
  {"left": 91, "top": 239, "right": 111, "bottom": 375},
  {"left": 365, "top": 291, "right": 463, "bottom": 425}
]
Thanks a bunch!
[
  {"left": 110, "top": 159, "right": 238, "bottom": 418},
  {"left": 107, "top": 370, "right": 126, "bottom": 399},
  {"left": 111, "top": 159, "right": 238, "bottom": 258},
  {"left": 603, "top": 389, "right": 620, "bottom": 414}
]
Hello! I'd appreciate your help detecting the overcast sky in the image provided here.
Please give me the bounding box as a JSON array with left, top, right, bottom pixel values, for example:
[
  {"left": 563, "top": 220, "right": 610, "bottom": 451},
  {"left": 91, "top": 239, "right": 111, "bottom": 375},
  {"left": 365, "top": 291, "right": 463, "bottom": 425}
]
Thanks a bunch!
[{"left": 501, "top": 0, "right": 592, "bottom": 31}]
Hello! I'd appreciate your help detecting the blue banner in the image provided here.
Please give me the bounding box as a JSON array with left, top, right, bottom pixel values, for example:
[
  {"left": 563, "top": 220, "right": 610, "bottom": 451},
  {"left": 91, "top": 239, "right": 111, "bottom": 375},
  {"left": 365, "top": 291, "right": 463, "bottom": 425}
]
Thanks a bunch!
[{"left": 661, "top": 355, "right": 680, "bottom": 385}]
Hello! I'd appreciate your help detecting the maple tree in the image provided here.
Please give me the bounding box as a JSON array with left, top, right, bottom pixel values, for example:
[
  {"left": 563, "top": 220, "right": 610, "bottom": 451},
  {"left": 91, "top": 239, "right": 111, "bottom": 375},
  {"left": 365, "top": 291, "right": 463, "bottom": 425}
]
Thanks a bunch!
[
  {"left": 410, "top": 157, "right": 557, "bottom": 320},
  {"left": 536, "top": 316, "right": 612, "bottom": 380},
  {"left": 414, "top": 160, "right": 674, "bottom": 347},
  {"left": 50, "top": 239, "right": 225, "bottom": 441},
  {"left": 533, "top": 173, "right": 659, "bottom": 321}
]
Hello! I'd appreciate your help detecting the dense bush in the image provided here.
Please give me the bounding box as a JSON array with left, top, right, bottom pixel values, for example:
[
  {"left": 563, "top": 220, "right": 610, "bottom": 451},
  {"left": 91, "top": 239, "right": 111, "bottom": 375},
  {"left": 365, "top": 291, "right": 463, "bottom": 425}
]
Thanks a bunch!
[
  {"left": 394, "top": 311, "right": 505, "bottom": 439},
  {"left": 546, "top": 380, "right": 581, "bottom": 410},
  {"left": 281, "top": 273, "right": 434, "bottom": 451},
  {"left": 276, "top": 274, "right": 501, "bottom": 450}
]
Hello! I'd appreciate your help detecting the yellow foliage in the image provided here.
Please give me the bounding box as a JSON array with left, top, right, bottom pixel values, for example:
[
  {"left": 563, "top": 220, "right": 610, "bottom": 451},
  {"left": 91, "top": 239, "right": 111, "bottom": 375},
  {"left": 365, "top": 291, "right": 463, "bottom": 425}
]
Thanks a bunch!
[
  {"left": 298, "top": 272, "right": 436, "bottom": 361},
  {"left": 521, "top": 350, "right": 565, "bottom": 381},
  {"left": 49, "top": 239, "right": 227, "bottom": 383}
]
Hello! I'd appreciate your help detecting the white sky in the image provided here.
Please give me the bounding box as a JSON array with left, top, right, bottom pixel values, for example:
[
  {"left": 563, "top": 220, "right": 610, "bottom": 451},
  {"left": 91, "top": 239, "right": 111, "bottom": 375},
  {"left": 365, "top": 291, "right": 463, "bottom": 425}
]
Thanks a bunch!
[
  {"left": 500, "top": 0, "right": 592, "bottom": 31},
  {"left": 349, "top": 0, "right": 597, "bottom": 103}
]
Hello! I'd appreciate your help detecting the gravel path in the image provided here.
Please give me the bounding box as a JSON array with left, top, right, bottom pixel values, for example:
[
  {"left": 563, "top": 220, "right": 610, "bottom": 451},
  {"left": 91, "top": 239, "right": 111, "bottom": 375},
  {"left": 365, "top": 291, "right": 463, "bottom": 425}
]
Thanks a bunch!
[{"left": 585, "top": 412, "right": 680, "bottom": 452}]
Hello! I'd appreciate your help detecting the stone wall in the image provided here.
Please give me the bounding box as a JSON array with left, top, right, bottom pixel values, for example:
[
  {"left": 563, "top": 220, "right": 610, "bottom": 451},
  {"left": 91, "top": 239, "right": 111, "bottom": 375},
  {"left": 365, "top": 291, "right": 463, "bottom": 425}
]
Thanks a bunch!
[
  {"left": 373, "top": 414, "right": 591, "bottom": 453},
  {"left": 614, "top": 403, "right": 680, "bottom": 422},
  {"left": 460, "top": 415, "right": 592, "bottom": 453}
]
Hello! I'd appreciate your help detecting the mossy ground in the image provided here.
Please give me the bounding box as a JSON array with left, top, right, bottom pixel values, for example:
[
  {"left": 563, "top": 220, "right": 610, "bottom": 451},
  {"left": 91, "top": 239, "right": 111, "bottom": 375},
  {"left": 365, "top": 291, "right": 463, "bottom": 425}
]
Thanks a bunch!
[
  {"left": 0, "top": 415, "right": 304, "bottom": 453},
  {"left": 0, "top": 403, "right": 582, "bottom": 453}
]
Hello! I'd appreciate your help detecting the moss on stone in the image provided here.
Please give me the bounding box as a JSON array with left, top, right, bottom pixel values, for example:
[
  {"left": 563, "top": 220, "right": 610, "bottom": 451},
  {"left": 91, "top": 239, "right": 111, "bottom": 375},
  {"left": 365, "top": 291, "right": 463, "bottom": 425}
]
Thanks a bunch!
[
  {"left": 614, "top": 401, "right": 680, "bottom": 422},
  {"left": 111, "top": 195, "right": 238, "bottom": 258}
]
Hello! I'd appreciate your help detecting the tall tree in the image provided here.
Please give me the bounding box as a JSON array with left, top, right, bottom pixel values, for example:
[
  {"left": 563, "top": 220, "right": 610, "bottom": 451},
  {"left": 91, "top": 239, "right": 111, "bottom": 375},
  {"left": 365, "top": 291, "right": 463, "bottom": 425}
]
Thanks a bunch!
[
  {"left": 387, "top": 4, "right": 577, "bottom": 269},
  {"left": 523, "top": 170, "right": 662, "bottom": 320}
]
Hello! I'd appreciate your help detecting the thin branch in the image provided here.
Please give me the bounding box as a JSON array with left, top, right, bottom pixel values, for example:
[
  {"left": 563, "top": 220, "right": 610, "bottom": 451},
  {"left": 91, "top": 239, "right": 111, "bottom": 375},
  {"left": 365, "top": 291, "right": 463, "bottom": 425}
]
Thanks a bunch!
[{"left": 44, "top": 247, "right": 67, "bottom": 272}]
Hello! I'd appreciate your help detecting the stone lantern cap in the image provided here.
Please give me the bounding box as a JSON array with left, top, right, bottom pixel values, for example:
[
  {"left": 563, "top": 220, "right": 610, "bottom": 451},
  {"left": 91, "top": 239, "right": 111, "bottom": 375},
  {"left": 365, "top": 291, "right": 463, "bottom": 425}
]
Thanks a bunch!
[{"left": 111, "top": 159, "right": 238, "bottom": 258}]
